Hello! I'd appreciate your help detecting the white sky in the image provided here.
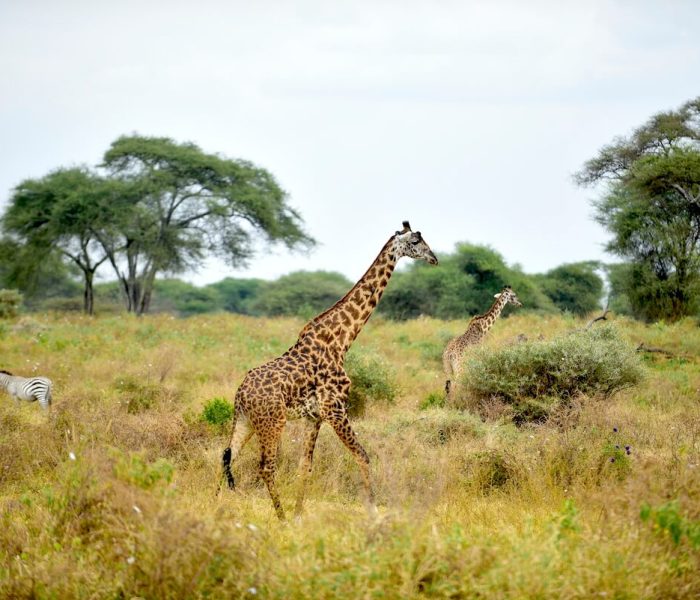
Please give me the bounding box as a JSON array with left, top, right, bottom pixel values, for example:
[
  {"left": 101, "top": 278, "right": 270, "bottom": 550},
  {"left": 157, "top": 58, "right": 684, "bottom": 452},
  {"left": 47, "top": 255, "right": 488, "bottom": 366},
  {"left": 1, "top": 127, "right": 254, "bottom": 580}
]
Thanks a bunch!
[{"left": 1, "top": 1, "right": 699, "bottom": 285}]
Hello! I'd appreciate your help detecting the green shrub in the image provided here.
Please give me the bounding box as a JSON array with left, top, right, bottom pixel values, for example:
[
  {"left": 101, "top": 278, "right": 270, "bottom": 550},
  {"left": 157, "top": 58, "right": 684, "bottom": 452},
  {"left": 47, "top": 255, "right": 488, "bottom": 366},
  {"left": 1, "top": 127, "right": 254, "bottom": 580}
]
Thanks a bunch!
[
  {"left": 0, "top": 289, "right": 22, "bottom": 319},
  {"left": 113, "top": 451, "right": 174, "bottom": 490},
  {"left": 201, "top": 397, "right": 234, "bottom": 428},
  {"left": 458, "top": 325, "right": 644, "bottom": 422},
  {"left": 640, "top": 500, "right": 700, "bottom": 548},
  {"left": 419, "top": 391, "right": 445, "bottom": 410},
  {"left": 345, "top": 349, "right": 397, "bottom": 416}
]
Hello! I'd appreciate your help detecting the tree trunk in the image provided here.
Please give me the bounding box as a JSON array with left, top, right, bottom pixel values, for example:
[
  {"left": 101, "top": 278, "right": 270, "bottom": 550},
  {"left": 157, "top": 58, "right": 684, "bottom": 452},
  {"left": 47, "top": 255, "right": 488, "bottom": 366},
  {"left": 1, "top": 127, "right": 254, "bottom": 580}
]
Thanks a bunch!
[
  {"left": 138, "top": 266, "right": 159, "bottom": 315},
  {"left": 84, "top": 270, "right": 95, "bottom": 315}
]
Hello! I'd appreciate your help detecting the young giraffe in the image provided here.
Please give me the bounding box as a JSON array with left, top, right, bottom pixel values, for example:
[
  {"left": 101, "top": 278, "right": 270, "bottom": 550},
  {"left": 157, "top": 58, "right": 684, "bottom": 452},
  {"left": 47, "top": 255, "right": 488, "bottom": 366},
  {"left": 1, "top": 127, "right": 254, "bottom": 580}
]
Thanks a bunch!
[
  {"left": 442, "top": 286, "right": 522, "bottom": 399},
  {"left": 219, "top": 222, "right": 438, "bottom": 521}
]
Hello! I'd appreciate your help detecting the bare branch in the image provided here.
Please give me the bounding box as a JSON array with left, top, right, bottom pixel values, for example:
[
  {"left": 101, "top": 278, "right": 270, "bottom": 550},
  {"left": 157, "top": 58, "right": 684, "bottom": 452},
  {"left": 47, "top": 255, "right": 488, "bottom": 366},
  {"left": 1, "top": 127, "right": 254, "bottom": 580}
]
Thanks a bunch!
[
  {"left": 585, "top": 300, "right": 611, "bottom": 329},
  {"left": 636, "top": 343, "right": 675, "bottom": 356}
]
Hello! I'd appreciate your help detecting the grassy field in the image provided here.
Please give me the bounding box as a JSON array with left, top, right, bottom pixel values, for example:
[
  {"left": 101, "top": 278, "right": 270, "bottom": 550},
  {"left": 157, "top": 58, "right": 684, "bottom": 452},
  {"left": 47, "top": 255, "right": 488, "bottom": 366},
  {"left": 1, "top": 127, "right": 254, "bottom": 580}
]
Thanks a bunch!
[{"left": 0, "top": 311, "right": 699, "bottom": 598}]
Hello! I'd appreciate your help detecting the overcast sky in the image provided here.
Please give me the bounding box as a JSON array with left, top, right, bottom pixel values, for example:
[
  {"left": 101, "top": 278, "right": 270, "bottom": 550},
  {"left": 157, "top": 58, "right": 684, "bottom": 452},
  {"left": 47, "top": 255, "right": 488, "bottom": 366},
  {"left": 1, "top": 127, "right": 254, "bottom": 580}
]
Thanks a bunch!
[{"left": 1, "top": 1, "right": 699, "bottom": 285}]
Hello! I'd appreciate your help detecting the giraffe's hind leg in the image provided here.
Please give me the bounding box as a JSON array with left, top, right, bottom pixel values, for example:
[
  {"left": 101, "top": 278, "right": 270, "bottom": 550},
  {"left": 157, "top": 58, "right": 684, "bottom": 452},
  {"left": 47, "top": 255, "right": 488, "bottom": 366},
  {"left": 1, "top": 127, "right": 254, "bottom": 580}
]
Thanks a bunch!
[
  {"left": 294, "top": 419, "right": 322, "bottom": 517},
  {"left": 247, "top": 401, "right": 287, "bottom": 521},
  {"left": 258, "top": 430, "right": 286, "bottom": 521}
]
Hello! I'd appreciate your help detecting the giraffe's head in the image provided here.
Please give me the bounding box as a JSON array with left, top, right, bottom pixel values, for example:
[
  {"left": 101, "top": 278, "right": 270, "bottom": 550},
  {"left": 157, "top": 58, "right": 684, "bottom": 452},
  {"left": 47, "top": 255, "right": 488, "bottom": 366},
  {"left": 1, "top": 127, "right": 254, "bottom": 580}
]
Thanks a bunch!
[
  {"left": 494, "top": 286, "right": 522, "bottom": 307},
  {"left": 393, "top": 221, "right": 438, "bottom": 265}
]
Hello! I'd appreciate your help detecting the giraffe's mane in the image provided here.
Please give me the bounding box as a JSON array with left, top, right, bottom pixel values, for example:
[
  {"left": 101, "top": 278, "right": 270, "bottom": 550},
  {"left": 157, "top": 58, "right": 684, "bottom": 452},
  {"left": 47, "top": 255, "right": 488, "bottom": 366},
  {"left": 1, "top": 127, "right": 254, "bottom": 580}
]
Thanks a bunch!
[
  {"left": 298, "top": 236, "right": 395, "bottom": 337},
  {"left": 467, "top": 292, "right": 510, "bottom": 327}
]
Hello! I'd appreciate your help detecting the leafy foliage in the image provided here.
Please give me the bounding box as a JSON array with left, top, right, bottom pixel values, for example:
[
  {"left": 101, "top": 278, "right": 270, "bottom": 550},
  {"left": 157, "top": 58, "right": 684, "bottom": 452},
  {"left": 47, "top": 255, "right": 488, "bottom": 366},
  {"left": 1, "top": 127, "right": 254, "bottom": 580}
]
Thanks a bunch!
[
  {"left": 151, "top": 279, "right": 223, "bottom": 316},
  {"left": 200, "top": 397, "right": 234, "bottom": 428},
  {"left": 0, "top": 289, "right": 22, "bottom": 319},
  {"left": 577, "top": 97, "right": 700, "bottom": 321},
  {"left": 113, "top": 452, "right": 174, "bottom": 490},
  {"left": 419, "top": 391, "right": 446, "bottom": 410},
  {"left": 345, "top": 349, "right": 397, "bottom": 416},
  {"left": 0, "top": 135, "right": 314, "bottom": 315},
  {"left": 251, "top": 271, "right": 352, "bottom": 318},
  {"left": 536, "top": 262, "right": 604, "bottom": 315},
  {"left": 458, "top": 325, "right": 644, "bottom": 422},
  {"left": 206, "top": 277, "right": 265, "bottom": 314},
  {"left": 640, "top": 500, "right": 700, "bottom": 548},
  {"left": 380, "top": 243, "right": 556, "bottom": 320}
]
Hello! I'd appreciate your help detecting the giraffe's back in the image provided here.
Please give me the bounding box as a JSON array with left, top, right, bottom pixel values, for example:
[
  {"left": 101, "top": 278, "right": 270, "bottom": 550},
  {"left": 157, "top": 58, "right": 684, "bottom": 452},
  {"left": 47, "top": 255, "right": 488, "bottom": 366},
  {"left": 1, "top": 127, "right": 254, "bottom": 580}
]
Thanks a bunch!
[{"left": 234, "top": 349, "right": 334, "bottom": 423}]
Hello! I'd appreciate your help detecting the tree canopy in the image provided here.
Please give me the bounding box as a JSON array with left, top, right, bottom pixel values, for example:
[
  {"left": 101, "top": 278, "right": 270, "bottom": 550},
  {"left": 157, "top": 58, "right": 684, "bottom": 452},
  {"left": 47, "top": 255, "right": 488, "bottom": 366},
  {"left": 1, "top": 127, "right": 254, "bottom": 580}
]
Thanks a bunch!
[
  {"left": 536, "top": 262, "right": 604, "bottom": 316},
  {"left": 576, "top": 97, "right": 700, "bottom": 321},
  {"left": 379, "top": 243, "right": 557, "bottom": 321},
  {"left": 0, "top": 135, "right": 315, "bottom": 315},
  {"left": 250, "top": 271, "right": 353, "bottom": 319}
]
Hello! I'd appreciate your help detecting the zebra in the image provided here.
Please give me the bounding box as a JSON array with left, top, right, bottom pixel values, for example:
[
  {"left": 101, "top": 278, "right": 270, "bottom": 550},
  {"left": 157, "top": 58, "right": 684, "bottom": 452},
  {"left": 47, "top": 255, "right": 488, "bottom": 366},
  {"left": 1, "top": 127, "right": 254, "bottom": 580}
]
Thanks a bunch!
[{"left": 0, "top": 370, "right": 53, "bottom": 409}]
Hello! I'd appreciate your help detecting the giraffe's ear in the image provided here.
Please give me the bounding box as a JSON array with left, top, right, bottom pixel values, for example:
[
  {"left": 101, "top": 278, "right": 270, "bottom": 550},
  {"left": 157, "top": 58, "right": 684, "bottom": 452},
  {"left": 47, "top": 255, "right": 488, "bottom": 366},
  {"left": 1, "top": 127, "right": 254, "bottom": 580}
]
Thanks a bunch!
[{"left": 494, "top": 293, "right": 502, "bottom": 298}]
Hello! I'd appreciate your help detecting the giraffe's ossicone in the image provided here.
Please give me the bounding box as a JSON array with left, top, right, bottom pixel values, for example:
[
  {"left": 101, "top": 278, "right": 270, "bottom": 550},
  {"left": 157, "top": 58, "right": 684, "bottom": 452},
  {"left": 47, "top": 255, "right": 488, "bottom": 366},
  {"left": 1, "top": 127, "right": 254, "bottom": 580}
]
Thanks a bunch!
[
  {"left": 218, "top": 221, "right": 438, "bottom": 521},
  {"left": 442, "top": 286, "right": 522, "bottom": 399}
]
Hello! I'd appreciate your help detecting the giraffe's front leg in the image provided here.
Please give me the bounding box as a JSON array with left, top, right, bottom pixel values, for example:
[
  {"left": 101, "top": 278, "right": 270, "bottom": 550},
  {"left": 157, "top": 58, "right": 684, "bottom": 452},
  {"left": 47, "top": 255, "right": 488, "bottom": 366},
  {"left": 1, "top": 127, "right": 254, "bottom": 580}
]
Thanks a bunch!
[
  {"left": 294, "top": 418, "right": 322, "bottom": 518},
  {"left": 324, "top": 409, "right": 377, "bottom": 517}
]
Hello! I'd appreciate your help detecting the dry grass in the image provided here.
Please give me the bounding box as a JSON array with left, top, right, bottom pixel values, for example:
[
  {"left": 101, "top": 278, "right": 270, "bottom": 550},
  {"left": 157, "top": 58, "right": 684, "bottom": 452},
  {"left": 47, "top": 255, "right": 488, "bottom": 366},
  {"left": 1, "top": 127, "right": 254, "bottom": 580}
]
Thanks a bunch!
[{"left": 0, "top": 311, "right": 698, "bottom": 598}]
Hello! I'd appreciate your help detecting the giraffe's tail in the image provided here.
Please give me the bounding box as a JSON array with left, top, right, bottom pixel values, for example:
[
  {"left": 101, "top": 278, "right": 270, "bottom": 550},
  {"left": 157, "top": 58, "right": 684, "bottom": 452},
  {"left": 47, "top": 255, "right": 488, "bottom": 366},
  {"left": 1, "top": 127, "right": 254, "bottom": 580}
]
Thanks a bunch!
[
  {"left": 221, "top": 447, "right": 235, "bottom": 489},
  {"left": 219, "top": 409, "right": 238, "bottom": 492}
]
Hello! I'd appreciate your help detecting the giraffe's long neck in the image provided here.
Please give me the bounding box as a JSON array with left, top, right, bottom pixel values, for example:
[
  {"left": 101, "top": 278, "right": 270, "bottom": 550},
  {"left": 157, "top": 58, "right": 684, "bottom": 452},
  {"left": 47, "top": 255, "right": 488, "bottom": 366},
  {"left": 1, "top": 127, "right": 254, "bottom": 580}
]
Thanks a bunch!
[
  {"left": 296, "top": 238, "right": 398, "bottom": 357},
  {"left": 472, "top": 293, "right": 509, "bottom": 334}
]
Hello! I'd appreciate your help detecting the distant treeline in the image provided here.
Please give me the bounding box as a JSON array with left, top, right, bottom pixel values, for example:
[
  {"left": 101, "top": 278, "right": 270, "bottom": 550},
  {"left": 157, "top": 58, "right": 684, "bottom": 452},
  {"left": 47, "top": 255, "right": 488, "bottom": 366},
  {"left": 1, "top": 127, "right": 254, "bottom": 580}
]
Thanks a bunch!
[
  {"left": 3, "top": 98, "right": 698, "bottom": 322},
  {"left": 2, "top": 242, "right": 610, "bottom": 320}
]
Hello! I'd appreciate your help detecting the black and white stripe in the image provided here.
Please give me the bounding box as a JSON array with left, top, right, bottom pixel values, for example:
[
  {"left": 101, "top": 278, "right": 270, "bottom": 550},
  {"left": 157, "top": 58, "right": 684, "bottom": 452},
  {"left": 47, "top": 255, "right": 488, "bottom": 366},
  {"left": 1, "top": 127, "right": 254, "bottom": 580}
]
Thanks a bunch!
[{"left": 0, "top": 370, "right": 53, "bottom": 409}]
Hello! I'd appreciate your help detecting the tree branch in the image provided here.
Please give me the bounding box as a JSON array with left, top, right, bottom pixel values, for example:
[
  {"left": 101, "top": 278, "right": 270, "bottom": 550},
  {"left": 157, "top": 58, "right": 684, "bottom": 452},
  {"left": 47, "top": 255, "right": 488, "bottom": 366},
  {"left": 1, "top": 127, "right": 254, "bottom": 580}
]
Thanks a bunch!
[
  {"left": 175, "top": 209, "right": 215, "bottom": 228},
  {"left": 585, "top": 300, "right": 611, "bottom": 329},
  {"left": 671, "top": 183, "right": 700, "bottom": 207},
  {"left": 636, "top": 343, "right": 675, "bottom": 356}
]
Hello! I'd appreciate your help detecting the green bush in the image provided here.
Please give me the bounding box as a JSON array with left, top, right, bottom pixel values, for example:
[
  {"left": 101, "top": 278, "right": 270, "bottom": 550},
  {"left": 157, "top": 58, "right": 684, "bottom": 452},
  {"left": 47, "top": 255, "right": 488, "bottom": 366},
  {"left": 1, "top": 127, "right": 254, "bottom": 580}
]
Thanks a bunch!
[
  {"left": 113, "top": 451, "right": 174, "bottom": 490},
  {"left": 345, "top": 350, "right": 397, "bottom": 416},
  {"left": 0, "top": 289, "right": 22, "bottom": 319},
  {"left": 419, "top": 391, "right": 445, "bottom": 410},
  {"left": 201, "top": 397, "right": 234, "bottom": 428},
  {"left": 640, "top": 500, "right": 700, "bottom": 548},
  {"left": 458, "top": 325, "right": 644, "bottom": 422}
]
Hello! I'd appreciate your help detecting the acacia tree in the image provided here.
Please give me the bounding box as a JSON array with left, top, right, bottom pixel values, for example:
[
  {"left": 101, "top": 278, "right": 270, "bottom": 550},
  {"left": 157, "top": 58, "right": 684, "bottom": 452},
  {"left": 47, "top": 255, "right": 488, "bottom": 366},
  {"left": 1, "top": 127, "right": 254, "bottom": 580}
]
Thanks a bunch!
[
  {"left": 576, "top": 97, "right": 700, "bottom": 321},
  {"left": 100, "top": 135, "right": 314, "bottom": 314},
  {"left": 0, "top": 135, "right": 314, "bottom": 315},
  {"left": 2, "top": 168, "right": 112, "bottom": 314}
]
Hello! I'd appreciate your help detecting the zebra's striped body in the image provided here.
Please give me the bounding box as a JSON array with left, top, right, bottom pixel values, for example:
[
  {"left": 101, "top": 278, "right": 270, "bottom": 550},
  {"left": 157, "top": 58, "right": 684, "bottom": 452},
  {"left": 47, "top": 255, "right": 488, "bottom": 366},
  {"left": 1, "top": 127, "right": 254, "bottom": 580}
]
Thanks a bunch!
[{"left": 0, "top": 370, "right": 53, "bottom": 409}]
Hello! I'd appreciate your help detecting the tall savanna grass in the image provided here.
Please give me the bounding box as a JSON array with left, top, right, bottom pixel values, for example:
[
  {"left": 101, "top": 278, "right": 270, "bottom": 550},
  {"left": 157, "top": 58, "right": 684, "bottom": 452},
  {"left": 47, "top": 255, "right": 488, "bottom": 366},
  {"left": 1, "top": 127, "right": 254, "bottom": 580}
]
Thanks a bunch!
[{"left": 0, "top": 311, "right": 698, "bottom": 598}]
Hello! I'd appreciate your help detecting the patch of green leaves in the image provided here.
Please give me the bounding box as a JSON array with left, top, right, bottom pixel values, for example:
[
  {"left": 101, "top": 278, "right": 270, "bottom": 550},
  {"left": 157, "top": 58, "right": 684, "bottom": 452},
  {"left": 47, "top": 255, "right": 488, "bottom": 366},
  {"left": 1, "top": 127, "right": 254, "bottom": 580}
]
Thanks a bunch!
[
  {"left": 640, "top": 500, "right": 700, "bottom": 548},
  {"left": 201, "top": 397, "right": 234, "bottom": 428}
]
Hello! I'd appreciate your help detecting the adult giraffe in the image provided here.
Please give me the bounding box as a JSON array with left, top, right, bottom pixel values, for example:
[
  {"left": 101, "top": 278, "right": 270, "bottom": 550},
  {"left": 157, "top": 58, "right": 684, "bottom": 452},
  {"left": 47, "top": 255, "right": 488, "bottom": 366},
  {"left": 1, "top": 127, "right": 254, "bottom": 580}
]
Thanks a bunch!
[{"left": 218, "top": 221, "right": 438, "bottom": 521}]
